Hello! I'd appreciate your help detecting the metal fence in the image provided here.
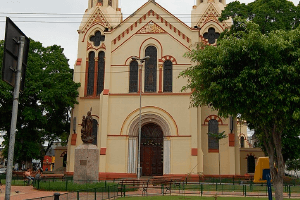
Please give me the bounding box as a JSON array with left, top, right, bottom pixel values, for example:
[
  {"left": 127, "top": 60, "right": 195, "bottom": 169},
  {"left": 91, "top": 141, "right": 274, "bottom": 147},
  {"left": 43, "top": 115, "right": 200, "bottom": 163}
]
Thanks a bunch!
[
  {"left": 26, "top": 185, "right": 119, "bottom": 200},
  {"left": 24, "top": 178, "right": 300, "bottom": 199}
]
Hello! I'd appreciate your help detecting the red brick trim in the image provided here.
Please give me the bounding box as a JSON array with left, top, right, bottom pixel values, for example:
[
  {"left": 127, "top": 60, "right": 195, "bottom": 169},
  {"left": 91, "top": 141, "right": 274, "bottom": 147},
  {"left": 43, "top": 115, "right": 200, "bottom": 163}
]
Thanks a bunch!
[
  {"left": 98, "top": 172, "right": 136, "bottom": 180},
  {"left": 76, "top": 58, "right": 82, "bottom": 66},
  {"left": 208, "top": 149, "right": 219, "bottom": 153},
  {"left": 100, "top": 148, "right": 107, "bottom": 155},
  {"left": 103, "top": 89, "right": 109, "bottom": 95},
  {"left": 159, "top": 67, "right": 162, "bottom": 93},
  {"left": 229, "top": 133, "right": 235, "bottom": 147},
  {"left": 71, "top": 134, "right": 77, "bottom": 145},
  {"left": 191, "top": 148, "right": 198, "bottom": 156}
]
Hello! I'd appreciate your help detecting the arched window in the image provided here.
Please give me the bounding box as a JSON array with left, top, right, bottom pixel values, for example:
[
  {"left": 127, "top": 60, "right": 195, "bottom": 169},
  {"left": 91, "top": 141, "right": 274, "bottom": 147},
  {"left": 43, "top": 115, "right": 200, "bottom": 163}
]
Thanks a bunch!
[
  {"left": 208, "top": 119, "right": 219, "bottom": 150},
  {"left": 97, "top": 51, "right": 105, "bottom": 95},
  {"left": 163, "top": 60, "right": 172, "bottom": 92},
  {"left": 87, "top": 51, "right": 95, "bottom": 96},
  {"left": 129, "top": 61, "right": 138, "bottom": 93},
  {"left": 91, "top": 0, "right": 93, "bottom": 7},
  {"left": 247, "top": 155, "right": 255, "bottom": 173},
  {"left": 240, "top": 136, "right": 245, "bottom": 148},
  {"left": 145, "top": 46, "right": 157, "bottom": 92},
  {"left": 63, "top": 154, "right": 67, "bottom": 167},
  {"left": 108, "top": 0, "right": 112, "bottom": 6},
  {"left": 98, "top": 0, "right": 103, "bottom": 5}
]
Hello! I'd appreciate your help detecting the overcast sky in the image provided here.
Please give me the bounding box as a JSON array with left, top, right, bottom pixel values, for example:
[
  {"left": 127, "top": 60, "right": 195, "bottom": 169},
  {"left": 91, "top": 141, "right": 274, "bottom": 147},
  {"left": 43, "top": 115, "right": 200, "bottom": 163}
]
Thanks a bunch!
[{"left": 0, "top": 0, "right": 299, "bottom": 67}]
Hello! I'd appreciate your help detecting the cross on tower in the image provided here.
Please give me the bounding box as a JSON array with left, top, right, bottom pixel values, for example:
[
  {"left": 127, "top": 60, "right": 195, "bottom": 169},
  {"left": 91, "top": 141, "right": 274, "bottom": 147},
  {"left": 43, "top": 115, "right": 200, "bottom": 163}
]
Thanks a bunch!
[
  {"left": 203, "top": 27, "right": 220, "bottom": 44},
  {"left": 90, "top": 31, "right": 105, "bottom": 47}
]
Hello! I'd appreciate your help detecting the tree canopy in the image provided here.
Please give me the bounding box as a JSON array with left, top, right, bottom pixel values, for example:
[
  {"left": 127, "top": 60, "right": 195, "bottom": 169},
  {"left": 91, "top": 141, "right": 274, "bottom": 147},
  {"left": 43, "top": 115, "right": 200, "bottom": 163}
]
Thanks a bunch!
[
  {"left": 181, "top": 21, "right": 300, "bottom": 200},
  {"left": 0, "top": 39, "right": 80, "bottom": 166},
  {"left": 219, "top": 0, "right": 299, "bottom": 34}
]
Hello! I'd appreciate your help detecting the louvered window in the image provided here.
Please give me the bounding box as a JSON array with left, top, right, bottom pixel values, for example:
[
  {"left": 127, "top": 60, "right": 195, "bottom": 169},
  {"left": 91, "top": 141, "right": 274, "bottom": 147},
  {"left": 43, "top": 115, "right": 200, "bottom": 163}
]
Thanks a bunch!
[
  {"left": 163, "top": 60, "right": 172, "bottom": 92},
  {"left": 129, "top": 61, "right": 138, "bottom": 93}
]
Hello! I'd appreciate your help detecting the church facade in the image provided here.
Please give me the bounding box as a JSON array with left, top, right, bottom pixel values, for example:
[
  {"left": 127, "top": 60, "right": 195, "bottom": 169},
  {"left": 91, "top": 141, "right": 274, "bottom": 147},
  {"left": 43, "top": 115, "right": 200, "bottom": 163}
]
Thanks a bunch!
[{"left": 66, "top": 0, "right": 260, "bottom": 179}]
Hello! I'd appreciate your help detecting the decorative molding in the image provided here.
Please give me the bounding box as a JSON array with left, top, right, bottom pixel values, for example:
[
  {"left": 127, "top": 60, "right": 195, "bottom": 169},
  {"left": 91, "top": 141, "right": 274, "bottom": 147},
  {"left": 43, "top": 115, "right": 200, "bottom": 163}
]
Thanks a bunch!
[
  {"left": 203, "top": 115, "right": 224, "bottom": 125},
  {"left": 76, "top": 58, "right": 82, "bottom": 66},
  {"left": 191, "top": 148, "right": 198, "bottom": 156},
  {"left": 100, "top": 148, "right": 107, "bottom": 155},
  {"left": 80, "top": 7, "right": 110, "bottom": 42},
  {"left": 136, "top": 21, "right": 166, "bottom": 34},
  {"left": 71, "top": 134, "right": 77, "bottom": 145},
  {"left": 112, "top": 9, "right": 191, "bottom": 46}
]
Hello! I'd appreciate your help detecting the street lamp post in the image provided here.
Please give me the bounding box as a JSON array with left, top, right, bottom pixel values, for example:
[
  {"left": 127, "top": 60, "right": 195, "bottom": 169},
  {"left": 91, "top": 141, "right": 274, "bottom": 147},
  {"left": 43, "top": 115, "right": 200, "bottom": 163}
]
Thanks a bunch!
[{"left": 131, "top": 56, "right": 150, "bottom": 179}]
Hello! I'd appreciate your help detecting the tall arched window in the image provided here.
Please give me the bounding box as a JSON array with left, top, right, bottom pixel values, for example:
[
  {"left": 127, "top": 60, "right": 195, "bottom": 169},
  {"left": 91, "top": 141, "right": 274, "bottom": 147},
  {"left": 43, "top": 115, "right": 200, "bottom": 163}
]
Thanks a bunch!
[
  {"left": 145, "top": 46, "right": 157, "bottom": 92},
  {"left": 108, "top": 0, "right": 112, "bottom": 6},
  {"left": 247, "top": 155, "right": 255, "bottom": 173},
  {"left": 208, "top": 119, "right": 219, "bottom": 150},
  {"left": 240, "top": 136, "right": 245, "bottom": 148},
  {"left": 97, "top": 51, "right": 105, "bottom": 95},
  {"left": 129, "top": 61, "right": 138, "bottom": 93},
  {"left": 87, "top": 51, "right": 95, "bottom": 96},
  {"left": 91, "top": 0, "right": 93, "bottom": 7},
  {"left": 163, "top": 60, "right": 172, "bottom": 92}
]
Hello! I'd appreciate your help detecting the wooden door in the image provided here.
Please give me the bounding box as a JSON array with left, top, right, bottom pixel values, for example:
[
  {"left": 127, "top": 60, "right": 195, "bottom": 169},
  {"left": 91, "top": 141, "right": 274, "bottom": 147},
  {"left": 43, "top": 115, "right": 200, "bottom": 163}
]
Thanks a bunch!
[{"left": 141, "top": 123, "right": 163, "bottom": 176}]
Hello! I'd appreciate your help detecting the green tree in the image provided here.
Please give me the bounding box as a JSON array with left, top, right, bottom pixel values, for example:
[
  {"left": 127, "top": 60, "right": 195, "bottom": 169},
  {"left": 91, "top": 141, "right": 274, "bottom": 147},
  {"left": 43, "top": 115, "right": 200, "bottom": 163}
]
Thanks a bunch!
[
  {"left": 181, "top": 21, "right": 300, "bottom": 200},
  {"left": 219, "top": 0, "right": 298, "bottom": 34},
  {"left": 0, "top": 39, "right": 80, "bottom": 167}
]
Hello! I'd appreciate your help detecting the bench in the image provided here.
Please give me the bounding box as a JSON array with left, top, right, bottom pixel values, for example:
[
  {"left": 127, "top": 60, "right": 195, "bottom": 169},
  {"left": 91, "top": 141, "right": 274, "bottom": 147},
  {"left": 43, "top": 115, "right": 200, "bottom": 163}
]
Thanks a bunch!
[{"left": 118, "top": 179, "right": 149, "bottom": 197}]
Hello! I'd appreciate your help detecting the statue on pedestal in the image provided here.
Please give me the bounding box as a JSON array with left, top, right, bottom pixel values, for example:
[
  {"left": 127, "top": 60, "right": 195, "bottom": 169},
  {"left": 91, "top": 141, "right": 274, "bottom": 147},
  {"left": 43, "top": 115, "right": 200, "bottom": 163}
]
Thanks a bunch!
[{"left": 81, "top": 110, "right": 94, "bottom": 143}]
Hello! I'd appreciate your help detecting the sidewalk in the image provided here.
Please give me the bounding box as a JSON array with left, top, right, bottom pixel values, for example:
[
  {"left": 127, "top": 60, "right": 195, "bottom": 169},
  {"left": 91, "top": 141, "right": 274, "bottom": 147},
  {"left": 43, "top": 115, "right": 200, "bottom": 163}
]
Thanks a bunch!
[{"left": 0, "top": 185, "right": 63, "bottom": 200}]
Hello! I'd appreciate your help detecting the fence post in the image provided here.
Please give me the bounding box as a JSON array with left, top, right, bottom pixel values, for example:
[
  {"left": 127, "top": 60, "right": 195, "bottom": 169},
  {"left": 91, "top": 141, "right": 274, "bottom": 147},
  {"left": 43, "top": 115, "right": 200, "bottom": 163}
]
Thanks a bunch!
[
  {"left": 108, "top": 185, "right": 110, "bottom": 199},
  {"left": 94, "top": 188, "right": 97, "bottom": 200},
  {"left": 289, "top": 185, "right": 291, "bottom": 198},
  {"left": 216, "top": 182, "right": 218, "bottom": 191},
  {"left": 77, "top": 191, "right": 79, "bottom": 200},
  {"left": 65, "top": 179, "right": 68, "bottom": 191},
  {"left": 201, "top": 184, "right": 203, "bottom": 196},
  {"left": 54, "top": 193, "right": 60, "bottom": 200}
]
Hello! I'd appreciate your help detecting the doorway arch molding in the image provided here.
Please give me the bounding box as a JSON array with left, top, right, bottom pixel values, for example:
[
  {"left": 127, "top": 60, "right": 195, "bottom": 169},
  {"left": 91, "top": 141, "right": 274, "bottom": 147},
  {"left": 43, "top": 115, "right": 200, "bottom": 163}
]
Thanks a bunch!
[{"left": 120, "top": 106, "right": 178, "bottom": 137}]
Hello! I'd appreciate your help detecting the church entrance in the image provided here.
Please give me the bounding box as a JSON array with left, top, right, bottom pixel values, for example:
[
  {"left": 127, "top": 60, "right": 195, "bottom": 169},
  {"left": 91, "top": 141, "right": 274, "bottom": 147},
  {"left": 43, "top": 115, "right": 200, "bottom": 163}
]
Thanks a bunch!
[{"left": 141, "top": 123, "right": 163, "bottom": 176}]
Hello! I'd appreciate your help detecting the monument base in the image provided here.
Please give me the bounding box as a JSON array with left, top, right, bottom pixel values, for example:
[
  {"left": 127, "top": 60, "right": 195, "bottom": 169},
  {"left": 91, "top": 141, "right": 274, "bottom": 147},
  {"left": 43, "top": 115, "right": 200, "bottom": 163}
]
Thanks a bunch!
[{"left": 74, "top": 144, "right": 99, "bottom": 184}]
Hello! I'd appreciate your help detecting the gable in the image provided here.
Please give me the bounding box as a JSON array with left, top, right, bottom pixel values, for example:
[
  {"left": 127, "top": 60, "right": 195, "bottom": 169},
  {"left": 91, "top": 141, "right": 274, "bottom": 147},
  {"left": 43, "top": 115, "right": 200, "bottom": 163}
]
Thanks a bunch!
[
  {"left": 78, "top": 6, "right": 110, "bottom": 38},
  {"left": 111, "top": 9, "right": 192, "bottom": 52},
  {"left": 196, "top": 3, "right": 229, "bottom": 30}
]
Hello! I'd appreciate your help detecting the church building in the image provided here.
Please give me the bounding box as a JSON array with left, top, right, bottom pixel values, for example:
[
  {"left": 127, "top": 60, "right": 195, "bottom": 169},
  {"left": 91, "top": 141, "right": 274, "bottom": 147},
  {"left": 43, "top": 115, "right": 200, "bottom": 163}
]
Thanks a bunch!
[{"left": 66, "top": 0, "right": 263, "bottom": 179}]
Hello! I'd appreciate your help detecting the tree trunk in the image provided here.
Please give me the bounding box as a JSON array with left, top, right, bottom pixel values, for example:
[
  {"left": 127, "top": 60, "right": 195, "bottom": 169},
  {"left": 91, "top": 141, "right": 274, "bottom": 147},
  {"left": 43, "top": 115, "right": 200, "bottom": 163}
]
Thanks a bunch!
[{"left": 273, "top": 177, "right": 284, "bottom": 200}]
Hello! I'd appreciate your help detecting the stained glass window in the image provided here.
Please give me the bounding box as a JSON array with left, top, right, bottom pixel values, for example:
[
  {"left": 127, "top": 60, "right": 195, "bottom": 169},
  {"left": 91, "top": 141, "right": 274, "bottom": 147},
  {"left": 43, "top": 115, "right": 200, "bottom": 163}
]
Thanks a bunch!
[
  {"left": 97, "top": 51, "right": 105, "bottom": 95},
  {"left": 145, "top": 46, "right": 157, "bottom": 92},
  {"left": 208, "top": 119, "right": 219, "bottom": 150},
  {"left": 163, "top": 60, "right": 172, "bottom": 92},
  {"left": 98, "top": 0, "right": 103, "bottom": 5},
  {"left": 108, "top": 0, "right": 112, "bottom": 6},
  {"left": 87, "top": 51, "right": 95, "bottom": 96},
  {"left": 129, "top": 61, "right": 138, "bottom": 93}
]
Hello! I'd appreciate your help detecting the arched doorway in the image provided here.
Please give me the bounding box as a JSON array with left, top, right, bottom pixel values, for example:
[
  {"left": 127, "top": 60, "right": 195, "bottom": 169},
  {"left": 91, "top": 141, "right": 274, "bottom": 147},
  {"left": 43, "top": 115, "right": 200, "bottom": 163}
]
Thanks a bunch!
[{"left": 141, "top": 123, "right": 163, "bottom": 176}]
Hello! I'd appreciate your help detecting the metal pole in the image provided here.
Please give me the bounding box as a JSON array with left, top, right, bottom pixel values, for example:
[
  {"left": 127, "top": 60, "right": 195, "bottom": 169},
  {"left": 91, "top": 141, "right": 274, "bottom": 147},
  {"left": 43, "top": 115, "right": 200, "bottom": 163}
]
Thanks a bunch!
[
  {"left": 5, "top": 36, "right": 25, "bottom": 200},
  {"left": 137, "top": 63, "right": 142, "bottom": 179}
]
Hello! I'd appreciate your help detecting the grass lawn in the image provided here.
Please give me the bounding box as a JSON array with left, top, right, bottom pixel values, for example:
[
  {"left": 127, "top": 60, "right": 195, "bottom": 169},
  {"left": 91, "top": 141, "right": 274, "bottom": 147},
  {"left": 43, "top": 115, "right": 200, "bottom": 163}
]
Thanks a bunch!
[{"left": 122, "top": 196, "right": 300, "bottom": 200}]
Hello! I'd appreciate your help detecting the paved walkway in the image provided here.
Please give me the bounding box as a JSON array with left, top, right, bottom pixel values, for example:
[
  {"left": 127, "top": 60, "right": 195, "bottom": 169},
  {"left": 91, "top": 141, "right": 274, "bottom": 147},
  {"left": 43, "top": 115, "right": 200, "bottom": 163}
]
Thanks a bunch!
[{"left": 0, "top": 185, "right": 64, "bottom": 200}]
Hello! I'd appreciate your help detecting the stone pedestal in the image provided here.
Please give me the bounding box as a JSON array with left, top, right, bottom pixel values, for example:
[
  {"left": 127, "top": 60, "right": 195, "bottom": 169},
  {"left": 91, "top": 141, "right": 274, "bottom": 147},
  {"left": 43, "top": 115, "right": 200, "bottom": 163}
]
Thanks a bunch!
[{"left": 74, "top": 144, "right": 99, "bottom": 183}]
